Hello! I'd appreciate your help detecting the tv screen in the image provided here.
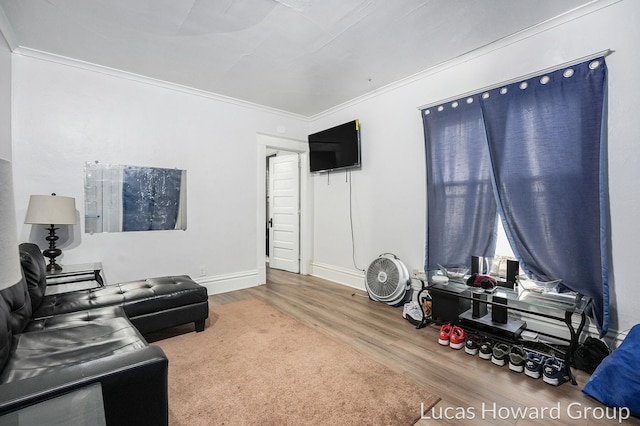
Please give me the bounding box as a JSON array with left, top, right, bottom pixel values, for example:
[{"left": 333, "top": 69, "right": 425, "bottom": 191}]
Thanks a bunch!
[{"left": 308, "top": 119, "right": 361, "bottom": 173}]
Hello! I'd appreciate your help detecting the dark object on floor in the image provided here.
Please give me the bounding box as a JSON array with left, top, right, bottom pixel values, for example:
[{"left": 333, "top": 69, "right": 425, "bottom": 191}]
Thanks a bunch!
[{"left": 572, "top": 336, "right": 610, "bottom": 373}]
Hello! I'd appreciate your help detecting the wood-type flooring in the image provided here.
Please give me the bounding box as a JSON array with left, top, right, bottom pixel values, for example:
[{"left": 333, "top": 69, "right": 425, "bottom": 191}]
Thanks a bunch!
[{"left": 207, "top": 267, "right": 637, "bottom": 425}]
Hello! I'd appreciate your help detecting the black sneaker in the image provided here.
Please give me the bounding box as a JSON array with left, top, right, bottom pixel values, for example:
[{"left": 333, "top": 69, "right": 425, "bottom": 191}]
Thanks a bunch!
[
  {"left": 508, "top": 346, "right": 527, "bottom": 373},
  {"left": 479, "top": 337, "right": 493, "bottom": 360},
  {"left": 524, "top": 352, "right": 546, "bottom": 379},
  {"left": 464, "top": 334, "right": 481, "bottom": 356},
  {"left": 491, "top": 343, "right": 510, "bottom": 366},
  {"left": 542, "top": 356, "right": 569, "bottom": 386}
]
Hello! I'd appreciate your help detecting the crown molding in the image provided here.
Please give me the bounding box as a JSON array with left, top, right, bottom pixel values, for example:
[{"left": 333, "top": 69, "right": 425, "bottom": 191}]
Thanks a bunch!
[{"left": 13, "top": 46, "right": 309, "bottom": 121}]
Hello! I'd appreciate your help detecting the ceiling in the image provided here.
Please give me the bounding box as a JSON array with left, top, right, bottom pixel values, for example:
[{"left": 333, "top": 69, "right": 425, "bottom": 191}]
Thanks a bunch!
[{"left": 0, "top": 0, "right": 596, "bottom": 117}]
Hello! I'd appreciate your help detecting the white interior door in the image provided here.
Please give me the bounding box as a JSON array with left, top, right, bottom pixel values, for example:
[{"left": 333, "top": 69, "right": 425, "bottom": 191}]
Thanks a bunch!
[{"left": 268, "top": 154, "right": 300, "bottom": 273}]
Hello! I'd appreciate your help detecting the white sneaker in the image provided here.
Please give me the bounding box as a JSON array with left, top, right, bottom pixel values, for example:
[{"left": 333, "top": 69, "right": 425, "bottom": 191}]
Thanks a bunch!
[{"left": 402, "top": 301, "right": 422, "bottom": 321}]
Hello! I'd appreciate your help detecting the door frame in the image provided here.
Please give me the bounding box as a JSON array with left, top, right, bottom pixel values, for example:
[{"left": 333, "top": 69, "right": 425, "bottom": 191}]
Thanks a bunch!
[{"left": 256, "top": 133, "right": 311, "bottom": 284}]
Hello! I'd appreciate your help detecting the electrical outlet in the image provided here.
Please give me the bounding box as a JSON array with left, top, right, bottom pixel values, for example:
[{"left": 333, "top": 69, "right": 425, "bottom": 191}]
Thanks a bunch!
[{"left": 200, "top": 266, "right": 207, "bottom": 277}]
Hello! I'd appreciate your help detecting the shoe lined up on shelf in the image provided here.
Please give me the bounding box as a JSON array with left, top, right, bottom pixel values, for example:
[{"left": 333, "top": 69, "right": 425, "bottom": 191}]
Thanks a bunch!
[
  {"left": 508, "top": 346, "right": 527, "bottom": 373},
  {"left": 478, "top": 337, "right": 493, "bottom": 360},
  {"left": 438, "top": 324, "right": 452, "bottom": 346},
  {"left": 524, "top": 352, "right": 546, "bottom": 379},
  {"left": 451, "top": 331, "right": 570, "bottom": 386},
  {"left": 542, "top": 356, "right": 570, "bottom": 386},
  {"left": 464, "top": 334, "right": 481, "bottom": 355},
  {"left": 438, "top": 323, "right": 467, "bottom": 349},
  {"left": 491, "top": 342, "right": 510, "bottom": 366}
]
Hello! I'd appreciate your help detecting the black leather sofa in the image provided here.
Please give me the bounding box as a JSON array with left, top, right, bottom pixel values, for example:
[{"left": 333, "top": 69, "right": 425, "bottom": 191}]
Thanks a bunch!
[{"left": 0, "top": 243, "right": 209, "bottom": 425}]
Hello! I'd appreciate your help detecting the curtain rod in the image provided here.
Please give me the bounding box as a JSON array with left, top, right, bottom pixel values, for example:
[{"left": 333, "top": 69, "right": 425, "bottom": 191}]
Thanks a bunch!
[{"left": 417, "top": 49, "right": 612, "bottom": 111}]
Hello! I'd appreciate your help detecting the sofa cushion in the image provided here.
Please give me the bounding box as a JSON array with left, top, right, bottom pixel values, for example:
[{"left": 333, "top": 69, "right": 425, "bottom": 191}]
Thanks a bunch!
[
  {"left": 0, "top": 313, "right": 148, "bottom": 384},
  {"left": 32, "top": 275, "right": 208, "bottom": 320},
  {"left": 24, "top": 306, "right": 126, "bottom": 332},
  {"left": 0, "top": 279, "right": 32, "bottom": 374},
  {"left": 18, "top": 243, "right": 48, "bottom": 311}
]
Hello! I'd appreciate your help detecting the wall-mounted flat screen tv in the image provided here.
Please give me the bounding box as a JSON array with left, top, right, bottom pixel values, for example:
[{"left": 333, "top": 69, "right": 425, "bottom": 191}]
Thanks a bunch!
[{"left": 308, "top": 119, "right": 361, "bottom": 173}]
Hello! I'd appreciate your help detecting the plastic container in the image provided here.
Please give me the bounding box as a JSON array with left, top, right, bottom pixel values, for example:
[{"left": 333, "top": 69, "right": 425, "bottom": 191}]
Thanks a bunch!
[
  {"left": 517, "top": 274, "right": 561, "bottom": 293},
  {"left": 438, "top": 264, "right": 469, "bottom": 280}
]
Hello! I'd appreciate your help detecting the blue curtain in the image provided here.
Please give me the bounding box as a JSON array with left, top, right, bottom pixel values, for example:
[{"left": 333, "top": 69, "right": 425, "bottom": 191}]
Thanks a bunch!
[
  {"left": 480, "top": 58, "right": 609, "bottom": 334},
  {"left": 422, "top": 97, "right": 497, "bottom": 271},
  {"left": 422, "top": 57, "right": 609, "bottom": 334},
  {"left": 122, "top": 166, "right": 182, "bottom": 231}
]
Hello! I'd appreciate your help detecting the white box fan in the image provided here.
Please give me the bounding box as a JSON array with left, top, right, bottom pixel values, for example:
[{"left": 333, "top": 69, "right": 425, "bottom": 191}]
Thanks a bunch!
[{"left": 365, "top": 253, "right": 411, "bottom": 307}]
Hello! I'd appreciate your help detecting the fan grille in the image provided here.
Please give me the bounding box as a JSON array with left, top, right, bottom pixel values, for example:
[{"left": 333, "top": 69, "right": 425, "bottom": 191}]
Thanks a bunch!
[{"left": 366, "top": 257, "right": 400, "bottom": 299}]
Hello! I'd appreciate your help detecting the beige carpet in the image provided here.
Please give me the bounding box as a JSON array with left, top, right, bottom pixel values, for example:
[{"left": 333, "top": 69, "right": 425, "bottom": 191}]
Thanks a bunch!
[{"left": 151, "top": 298, "right": 439, "bottom": 425}]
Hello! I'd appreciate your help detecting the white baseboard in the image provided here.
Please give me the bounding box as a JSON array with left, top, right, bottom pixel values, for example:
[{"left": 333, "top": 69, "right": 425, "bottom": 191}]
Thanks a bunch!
[
  {"left": 195, "top": 270, "right": 262, "bottom": 295},
  {"left": 310, "top": 262, "right": 365, "bottom": 291}
]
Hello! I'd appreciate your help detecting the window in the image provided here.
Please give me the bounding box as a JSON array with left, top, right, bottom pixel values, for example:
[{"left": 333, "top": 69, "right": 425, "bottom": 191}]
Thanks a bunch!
[{"left": 421, "top": 57, "right": 610, "bottom": 334}]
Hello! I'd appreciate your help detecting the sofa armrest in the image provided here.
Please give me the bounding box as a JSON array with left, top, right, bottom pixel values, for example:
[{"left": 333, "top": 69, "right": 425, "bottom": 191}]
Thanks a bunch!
[{"left": 0, "top": 345, "right": 168, "bottom": 426}]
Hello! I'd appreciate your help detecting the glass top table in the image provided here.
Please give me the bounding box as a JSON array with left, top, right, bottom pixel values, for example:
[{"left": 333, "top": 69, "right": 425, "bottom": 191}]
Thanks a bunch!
[
  {"left": 422, "top": 273, "right": 590, "bottom": 317},
  {"left": 412, "top": 271, "right": 591, "bottom": 385},
  {"left": 413, "top": 271, "right": 591, "bottom": 385},
  {"left": 414, "top": 271, "right": 591, "bottom": 315}
]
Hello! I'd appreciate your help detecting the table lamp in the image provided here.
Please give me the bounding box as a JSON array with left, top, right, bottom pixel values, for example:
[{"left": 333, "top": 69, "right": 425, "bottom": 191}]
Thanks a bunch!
[{"left": 25, "top": 193, "right": 77, "bottom": 271}]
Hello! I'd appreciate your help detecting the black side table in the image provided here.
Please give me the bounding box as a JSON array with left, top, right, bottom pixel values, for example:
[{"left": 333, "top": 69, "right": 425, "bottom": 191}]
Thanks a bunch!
[{"left": 45, "top": 262, "right": 105, "bottom": 288}]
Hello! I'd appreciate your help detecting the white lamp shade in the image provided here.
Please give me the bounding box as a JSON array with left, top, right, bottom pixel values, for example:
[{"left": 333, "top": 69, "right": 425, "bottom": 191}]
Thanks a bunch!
[
  {"left": 25, "top": 194, "right": 77, "bottom": 225},
  {"left": 0, "top": 158, "right": 23, "bottom": 291}
]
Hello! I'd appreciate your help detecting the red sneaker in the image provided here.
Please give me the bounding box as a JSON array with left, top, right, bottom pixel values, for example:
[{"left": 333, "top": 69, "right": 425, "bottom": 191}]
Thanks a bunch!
[
  {"left": 438, "top": 324, "right": 452, "bottom": 345},
  {"left": 449, "top": 326, "right": 467, "bottom": 350}
]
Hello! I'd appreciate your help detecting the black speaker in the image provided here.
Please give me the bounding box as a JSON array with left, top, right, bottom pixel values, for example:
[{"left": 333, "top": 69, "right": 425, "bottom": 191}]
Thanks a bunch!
[
  {"left": 506, "top": 259, "right": 519, "bottom": 285},
  {"left": 492, "top": 295, "right": 508, "bottom": 324},
  {"left": 472, "top": 292, "right": 488, "bottom": 318},
  {"left": 471, "top": 256, "right": 482, "bottom": 275}
]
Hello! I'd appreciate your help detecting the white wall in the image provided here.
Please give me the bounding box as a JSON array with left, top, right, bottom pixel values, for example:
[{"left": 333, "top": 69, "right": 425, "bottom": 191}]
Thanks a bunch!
[
  {"left": 310, "top": 0, "right": 640, "bottom": 335},
  {"left": 11, "top": 55, "right": 309, "bottom": 292},
  {"left": 0, "top": 30, "right": 10, "bottom": 160}
]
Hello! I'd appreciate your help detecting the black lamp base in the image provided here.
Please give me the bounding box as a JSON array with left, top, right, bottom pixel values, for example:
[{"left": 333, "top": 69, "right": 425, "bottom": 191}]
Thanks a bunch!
[
  {"left": 43, "top": 224, "right": 63, "bottom": 272},
  {"left": 45, "top": 261, "right": 63, "bottom": 272}
]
